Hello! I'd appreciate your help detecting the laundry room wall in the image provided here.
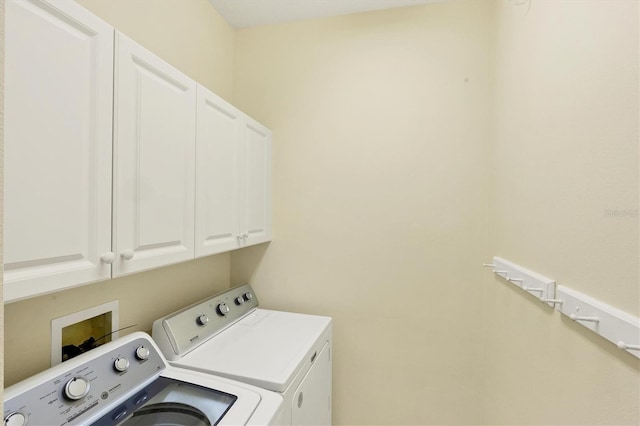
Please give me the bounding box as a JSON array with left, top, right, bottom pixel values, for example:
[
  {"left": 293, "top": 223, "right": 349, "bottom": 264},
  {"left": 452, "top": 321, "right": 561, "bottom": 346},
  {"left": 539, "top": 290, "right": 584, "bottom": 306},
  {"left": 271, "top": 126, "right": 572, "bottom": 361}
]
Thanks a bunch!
[
  {"left": 3, "top": 0, "right": 235, "bottom": 387},
  {"left": 1, "top": 0, "right": 6, "bottom": 397},
  {"left": 483, "top": 1, "right": 639, "bottom": 424},
  {"left": 230, "top": 1, "right": 493, "bottom": 424}
]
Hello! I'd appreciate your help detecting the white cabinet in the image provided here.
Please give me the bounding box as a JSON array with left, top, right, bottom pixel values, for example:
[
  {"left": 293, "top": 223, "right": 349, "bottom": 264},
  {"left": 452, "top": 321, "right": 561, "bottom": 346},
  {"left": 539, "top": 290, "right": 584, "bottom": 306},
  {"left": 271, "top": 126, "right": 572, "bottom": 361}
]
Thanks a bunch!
[
  {"left": 195, "top": 85, "right": 272, "bottom": 257},
  {"left": 3, "top": 0, "right": 114, "bottom": 302},
  {"left": 195, "top": 86, "right": 242, "bottom": 256},
  {"left": 4, "top": 4, "right": 271, "bottom": 301},
  {"left": 113, "top": 33, "right": 197, "bottom": 277},
  {"left": 240, "top": 117, "right": 272, "bottom": 247}
]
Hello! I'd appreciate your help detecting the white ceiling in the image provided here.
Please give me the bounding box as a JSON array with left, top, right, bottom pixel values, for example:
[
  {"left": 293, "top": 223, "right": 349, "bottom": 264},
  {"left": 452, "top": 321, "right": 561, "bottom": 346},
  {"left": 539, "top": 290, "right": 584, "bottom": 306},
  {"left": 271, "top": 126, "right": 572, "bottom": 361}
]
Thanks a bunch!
[{"left": 208, "top": 0, "right": 449, "bottom": 29}]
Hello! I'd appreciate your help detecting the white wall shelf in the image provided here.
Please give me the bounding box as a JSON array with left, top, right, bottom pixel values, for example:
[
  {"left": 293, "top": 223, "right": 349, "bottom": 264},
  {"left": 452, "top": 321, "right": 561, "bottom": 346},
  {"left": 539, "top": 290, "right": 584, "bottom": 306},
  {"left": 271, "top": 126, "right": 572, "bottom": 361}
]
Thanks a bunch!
[
  {"left": 555, "top": 286, "right": 640, "bottom": 359},
  {"left": 485, "top": 256, "right": 557, "bottom": 306}
]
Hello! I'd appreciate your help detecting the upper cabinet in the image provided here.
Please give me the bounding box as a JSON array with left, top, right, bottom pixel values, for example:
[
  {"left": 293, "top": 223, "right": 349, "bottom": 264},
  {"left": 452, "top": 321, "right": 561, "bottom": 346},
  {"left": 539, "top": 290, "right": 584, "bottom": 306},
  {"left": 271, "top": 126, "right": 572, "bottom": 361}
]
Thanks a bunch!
[
  {"left": 195, "top": 85, "right": 272, "bottom": 257},
  {"left": 4, "top": 0, "right": 115, "bottom": 302},
  {"left": 195, "top": 85, "right": 242, "bottom": 256},
  {"left": 3, "top": 3, "right": 271, "bottom": 302},
  {"left": 240, "top": 117, "right": 272, "bottom": 247},
  {"left": 112, "top": 33, "right": 197, "bottom": 277}
]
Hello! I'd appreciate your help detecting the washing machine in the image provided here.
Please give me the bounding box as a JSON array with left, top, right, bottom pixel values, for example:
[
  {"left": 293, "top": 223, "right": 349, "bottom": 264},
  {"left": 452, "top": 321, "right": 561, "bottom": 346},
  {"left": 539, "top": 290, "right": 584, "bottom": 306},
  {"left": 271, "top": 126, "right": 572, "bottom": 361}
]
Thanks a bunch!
[
  {"left": 152, "top": 283, "right": 332, "bottom": 426},
  {"left": 4, "top": 332, "right": 282, "bottom": 426}
]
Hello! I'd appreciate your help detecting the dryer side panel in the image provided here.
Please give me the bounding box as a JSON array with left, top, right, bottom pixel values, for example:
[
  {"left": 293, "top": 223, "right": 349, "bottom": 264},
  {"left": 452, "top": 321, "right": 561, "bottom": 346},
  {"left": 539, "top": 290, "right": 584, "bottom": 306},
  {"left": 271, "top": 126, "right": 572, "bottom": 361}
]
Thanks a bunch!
[{"left": 291, "top": 341, "right": 332, "bottom": 426}]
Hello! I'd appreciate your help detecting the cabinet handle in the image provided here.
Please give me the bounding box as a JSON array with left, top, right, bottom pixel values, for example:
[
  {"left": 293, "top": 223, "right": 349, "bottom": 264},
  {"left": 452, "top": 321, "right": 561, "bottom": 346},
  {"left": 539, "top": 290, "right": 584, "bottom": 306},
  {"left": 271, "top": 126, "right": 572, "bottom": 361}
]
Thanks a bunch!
[
  {"left": 243, "top": 233, "right": 249, "bottom": 240},
  {"left": 121, "top": 249, "right": 134, "bottom": 260},
  {"left": 100, "top": 252, "right": 116, "bottom": 264}
]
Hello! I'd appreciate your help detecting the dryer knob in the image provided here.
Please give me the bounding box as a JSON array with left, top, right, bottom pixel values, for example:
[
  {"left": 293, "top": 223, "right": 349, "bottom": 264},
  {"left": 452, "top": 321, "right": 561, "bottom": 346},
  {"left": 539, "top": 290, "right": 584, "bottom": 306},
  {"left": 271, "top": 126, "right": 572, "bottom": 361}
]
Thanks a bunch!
[
  {"left": 235, "top": 296, "right": 245, "bottom": 305},
  {"left": 197, "top": 314, "right": 209, "bottom": 326},
  {"left": 243, "top": 292, "right": 253, "bottom": 301},
  {"left": 217, "top": 303, "right": 230, "bottom": 316}
]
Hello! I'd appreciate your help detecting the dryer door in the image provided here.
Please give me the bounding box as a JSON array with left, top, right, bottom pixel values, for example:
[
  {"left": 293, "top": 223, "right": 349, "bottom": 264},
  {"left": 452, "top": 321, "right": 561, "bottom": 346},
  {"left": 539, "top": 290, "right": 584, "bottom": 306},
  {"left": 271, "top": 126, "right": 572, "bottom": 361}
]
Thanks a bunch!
[{"left": 291, "top": 342, "right": 332, "bottom": 426}]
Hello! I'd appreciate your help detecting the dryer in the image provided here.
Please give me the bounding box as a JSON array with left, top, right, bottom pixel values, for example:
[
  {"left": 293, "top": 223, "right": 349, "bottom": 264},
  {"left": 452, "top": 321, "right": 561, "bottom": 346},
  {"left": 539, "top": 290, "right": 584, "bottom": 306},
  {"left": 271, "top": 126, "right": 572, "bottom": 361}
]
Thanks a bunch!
[
  {"left": 4, "top": 332, "right": 282, "bottom": 426},
  {"left": 153, "top": 283, "right": 332, "bottom": 426}
]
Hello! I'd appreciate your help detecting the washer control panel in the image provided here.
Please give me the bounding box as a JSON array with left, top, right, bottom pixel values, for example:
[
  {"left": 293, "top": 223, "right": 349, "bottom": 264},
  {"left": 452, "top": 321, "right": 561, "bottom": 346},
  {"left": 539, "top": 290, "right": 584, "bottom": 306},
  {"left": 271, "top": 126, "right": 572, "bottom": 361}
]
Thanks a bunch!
[
  {"left": 152, "top": 284, "right": 259, "bottom": 360},
  {"left": 4, "top": 333, "right": 165, "bottom": 426}
]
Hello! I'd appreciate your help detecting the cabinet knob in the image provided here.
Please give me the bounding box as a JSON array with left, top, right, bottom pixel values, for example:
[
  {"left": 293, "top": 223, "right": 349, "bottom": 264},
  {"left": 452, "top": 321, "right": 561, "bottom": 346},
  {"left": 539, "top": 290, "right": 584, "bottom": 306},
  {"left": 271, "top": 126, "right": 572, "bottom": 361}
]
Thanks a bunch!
[
  {"left": 121, "top": 249, "right": 134, "bottom": 260},
  {"left": 243, "top": 233, "right": 249, "bottom": 240},
  {"left": 100, "top": 252, "right": 116, "bottom": 264}
]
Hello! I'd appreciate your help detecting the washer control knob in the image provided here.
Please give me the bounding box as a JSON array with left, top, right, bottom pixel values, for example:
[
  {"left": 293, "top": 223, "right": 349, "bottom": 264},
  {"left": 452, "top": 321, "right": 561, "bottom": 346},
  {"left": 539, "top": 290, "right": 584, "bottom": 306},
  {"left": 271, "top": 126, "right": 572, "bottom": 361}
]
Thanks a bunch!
[
  {"left": 64, "top": 377, "right": 90, "bottom": 400},
  {"left": 196, "top": 314, "right": 209, "bottom": 326},
  {"left": 135, "top": 345, "right": 150, "bottom": 360},
  {"left": 4, "top": 412, "right": 27, "bottom": 426},
  {"left": 235, "top": 296, "right": 245, "bottom": 305},
  {"left": 243, "top": 292, "right": 253, "bottom": 302},
  {"left": 114, "top": 356, "right": 130, "bottom": 372},
  {"left": 217, "top": 303, "right": 230, "bottom": 316}
]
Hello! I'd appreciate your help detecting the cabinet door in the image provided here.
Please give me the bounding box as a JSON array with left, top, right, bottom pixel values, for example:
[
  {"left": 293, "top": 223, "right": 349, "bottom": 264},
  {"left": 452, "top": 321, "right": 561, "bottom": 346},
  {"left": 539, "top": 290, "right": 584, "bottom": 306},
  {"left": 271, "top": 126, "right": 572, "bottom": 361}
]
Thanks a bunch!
[
  {"left": 291, "top": 342, "right": 332, "bottom": 426},
  {"left": 113, "top": 32, "right": 196, "bottom": 277},
  {"left": 195, "top": 85, "right": 241, "bottom": 257},
  {"left": 240, "top": 118, "right": 272, "bottom": 247},
  {"left": 4, "top": 0, "right": 114, "bottom": 302}
]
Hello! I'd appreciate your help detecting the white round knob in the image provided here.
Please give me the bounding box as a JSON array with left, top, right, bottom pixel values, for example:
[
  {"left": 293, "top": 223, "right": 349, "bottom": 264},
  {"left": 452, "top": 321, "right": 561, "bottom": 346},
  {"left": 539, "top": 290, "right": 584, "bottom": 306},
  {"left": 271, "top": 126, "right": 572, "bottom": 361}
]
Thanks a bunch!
[
  {"left": 101, "top": 252, "right": 116, "bottom": 264},
  {"left": 217, "top": 303, "right": 230, "bottom": 316},
  {"left": 243, "top": 292, "right": 253, "bottom": 301},
  {"left": 197, "top": 314, "right": 209, "bottom": 326},
  {"left": 4, "top": 412, "right": 27, "bottom": 426},
  {"left": 121, "top": 249, "right": 134, "bottom": 260},
  {"left": 243, "top": 233, "right": 249, "bottom": 239},
  {"left": 64, "top": 377, "right": 90, "bottom": 400},
  {"left": 135, "top": 345, "right": 150, "bottom": 360},
  {"left": 235, "top": 296, "right": 244, "bottom": 305},
  {"left": 114, "top": 357, "right": 130, "bottom": 372}
]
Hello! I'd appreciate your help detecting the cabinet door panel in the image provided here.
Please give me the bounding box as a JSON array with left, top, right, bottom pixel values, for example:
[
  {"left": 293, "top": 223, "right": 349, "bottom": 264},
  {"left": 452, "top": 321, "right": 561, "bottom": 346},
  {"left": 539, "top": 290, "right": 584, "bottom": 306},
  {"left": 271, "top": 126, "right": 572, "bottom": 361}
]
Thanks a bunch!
[
  {"left": 113, "top": 33, "right": 196, "bottom": 276},
  {"left": 4, "top": 0, "right": 114, "bottom": 302},
  {"left": 242, "top": 119, "right": 272, "bottom": 246},
  {"left": 195, "top": 86, "right": 241, "bottom": 256}
]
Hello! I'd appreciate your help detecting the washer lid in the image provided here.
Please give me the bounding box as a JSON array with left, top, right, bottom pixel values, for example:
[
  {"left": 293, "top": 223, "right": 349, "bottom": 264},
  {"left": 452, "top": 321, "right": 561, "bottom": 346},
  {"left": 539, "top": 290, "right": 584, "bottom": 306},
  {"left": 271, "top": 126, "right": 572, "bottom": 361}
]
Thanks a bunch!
[
  {"left": 173, "top": 309, "right": 332, "bottom": 393},
  {"left": 92, "top": 376, "right": 237, "bottom": 426}
]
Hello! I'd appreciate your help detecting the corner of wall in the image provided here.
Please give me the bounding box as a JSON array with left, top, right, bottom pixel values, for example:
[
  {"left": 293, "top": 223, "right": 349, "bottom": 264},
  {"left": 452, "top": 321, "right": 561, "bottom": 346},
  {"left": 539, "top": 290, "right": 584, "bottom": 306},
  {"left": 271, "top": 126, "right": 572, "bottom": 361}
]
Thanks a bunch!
[{"left": 1, "top": 0, "right": 6, "bottom": 401}]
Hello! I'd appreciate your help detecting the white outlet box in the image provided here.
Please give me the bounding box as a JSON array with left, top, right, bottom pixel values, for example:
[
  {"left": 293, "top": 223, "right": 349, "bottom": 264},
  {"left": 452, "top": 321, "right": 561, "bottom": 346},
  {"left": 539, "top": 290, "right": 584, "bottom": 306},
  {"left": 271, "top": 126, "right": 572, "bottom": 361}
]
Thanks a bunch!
[{"left": 51, "top": 301, "right": 119, "bottom": 366}]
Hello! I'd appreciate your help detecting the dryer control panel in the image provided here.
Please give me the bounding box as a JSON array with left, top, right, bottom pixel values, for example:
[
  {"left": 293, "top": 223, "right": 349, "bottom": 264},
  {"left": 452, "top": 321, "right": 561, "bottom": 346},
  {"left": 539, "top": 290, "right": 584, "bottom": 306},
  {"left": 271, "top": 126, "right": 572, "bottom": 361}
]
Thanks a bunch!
[
  {"left": 4, "top": 333, "right": 165, "bottom": 426},
  {"left": 152, "top": 283, "right": 259, "bottom": 360}
]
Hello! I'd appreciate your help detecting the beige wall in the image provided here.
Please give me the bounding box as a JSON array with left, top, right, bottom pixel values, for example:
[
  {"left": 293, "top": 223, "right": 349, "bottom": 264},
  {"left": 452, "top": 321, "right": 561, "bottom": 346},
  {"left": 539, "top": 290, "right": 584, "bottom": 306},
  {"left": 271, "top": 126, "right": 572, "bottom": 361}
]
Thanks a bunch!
[
  {"left": 483, "top": 0, "right": 639, "bottom": 424},
  {"left": 1, "top": 0, "right": 5, "bottom": 401},
  {"left": 2, "top": 0, "right": 639, "bottom": 425},
  {"left": 3, "top": 0, "right": 235, "bottom": 386},
  {"left": 231, "top": 1, "right": 492, "bottom": 424}
]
